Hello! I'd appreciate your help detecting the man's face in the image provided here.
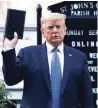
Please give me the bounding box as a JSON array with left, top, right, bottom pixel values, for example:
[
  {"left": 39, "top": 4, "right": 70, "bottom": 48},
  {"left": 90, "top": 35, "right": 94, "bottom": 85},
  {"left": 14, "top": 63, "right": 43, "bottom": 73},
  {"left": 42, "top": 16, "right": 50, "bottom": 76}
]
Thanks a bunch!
[{"left": 41, "top": 19, "right": 66, "bottom": 46}]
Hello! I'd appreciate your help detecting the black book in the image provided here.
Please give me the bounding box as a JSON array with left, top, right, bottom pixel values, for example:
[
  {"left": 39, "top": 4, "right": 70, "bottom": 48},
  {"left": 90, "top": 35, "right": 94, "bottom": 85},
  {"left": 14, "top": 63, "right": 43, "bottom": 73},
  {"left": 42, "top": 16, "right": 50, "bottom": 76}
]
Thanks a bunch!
[{"left": 4, "top": 9, "right": 26, "bottom": 40}]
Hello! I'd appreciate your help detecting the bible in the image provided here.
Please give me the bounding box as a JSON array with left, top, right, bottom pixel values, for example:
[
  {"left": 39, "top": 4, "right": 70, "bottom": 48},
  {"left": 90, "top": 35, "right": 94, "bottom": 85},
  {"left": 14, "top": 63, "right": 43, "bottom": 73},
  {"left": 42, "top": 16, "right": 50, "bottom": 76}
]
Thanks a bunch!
[{"left": 4, "top": 9, "right": 26, "bottom": 40}]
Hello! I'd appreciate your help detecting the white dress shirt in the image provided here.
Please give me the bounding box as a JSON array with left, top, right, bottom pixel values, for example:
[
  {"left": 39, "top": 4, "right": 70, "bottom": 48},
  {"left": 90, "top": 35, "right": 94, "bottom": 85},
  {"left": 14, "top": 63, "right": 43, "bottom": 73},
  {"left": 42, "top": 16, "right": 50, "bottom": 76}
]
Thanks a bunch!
[{"left": 46, "top": 41, "right": 64, "bottom": 77}]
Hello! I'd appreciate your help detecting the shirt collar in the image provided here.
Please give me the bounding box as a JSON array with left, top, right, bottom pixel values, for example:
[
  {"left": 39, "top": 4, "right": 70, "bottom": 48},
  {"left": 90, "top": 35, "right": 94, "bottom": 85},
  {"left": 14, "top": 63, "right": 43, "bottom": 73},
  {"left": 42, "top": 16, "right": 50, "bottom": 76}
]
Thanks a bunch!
[{"left": 46, "top": 41, "right": 64, "bottom": 54}]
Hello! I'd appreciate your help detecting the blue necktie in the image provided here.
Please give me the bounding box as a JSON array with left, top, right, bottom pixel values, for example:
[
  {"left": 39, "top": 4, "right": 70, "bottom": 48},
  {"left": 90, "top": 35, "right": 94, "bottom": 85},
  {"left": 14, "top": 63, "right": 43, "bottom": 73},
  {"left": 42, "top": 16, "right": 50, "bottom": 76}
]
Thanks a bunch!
[{"left": 51, "top": 48, "right": 61, "bottom": 108}]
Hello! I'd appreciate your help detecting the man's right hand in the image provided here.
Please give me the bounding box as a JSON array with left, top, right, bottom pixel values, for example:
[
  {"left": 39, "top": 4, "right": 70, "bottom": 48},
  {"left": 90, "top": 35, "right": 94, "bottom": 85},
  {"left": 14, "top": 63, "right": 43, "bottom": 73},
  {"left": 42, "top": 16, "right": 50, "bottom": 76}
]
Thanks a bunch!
[{"left": 3, "top": 32, "right": 18, "bottom": 49}]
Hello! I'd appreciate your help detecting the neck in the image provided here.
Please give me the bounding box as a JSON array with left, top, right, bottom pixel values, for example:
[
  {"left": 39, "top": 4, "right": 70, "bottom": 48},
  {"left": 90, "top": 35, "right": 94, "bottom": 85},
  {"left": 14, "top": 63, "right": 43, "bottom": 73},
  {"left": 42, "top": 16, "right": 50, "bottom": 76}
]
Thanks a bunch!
[
  {"left": 46, "top": 41, "right": 63, "bottom": 47},
  {"left": 51, "top": 42, "right": 62, "bottom": 47}
]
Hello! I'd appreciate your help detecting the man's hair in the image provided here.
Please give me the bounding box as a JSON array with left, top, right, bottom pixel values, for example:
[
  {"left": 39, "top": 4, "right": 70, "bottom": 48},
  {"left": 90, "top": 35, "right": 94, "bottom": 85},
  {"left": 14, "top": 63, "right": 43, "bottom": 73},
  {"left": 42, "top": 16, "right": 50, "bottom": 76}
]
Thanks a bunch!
[{"left": 40, "top": 12, "right": 66, "bottom": 29}]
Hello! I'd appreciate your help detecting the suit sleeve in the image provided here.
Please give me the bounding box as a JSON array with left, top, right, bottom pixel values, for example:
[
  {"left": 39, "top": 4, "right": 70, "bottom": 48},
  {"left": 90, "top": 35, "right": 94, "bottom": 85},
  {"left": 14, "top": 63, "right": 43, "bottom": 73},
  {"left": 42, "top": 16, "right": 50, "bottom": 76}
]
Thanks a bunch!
[
  {"left": 2, "top": 48, "right": 25, "bottom": 86},
  {"left": 80, "top": 54, "right": 94, "bottom": 108}
]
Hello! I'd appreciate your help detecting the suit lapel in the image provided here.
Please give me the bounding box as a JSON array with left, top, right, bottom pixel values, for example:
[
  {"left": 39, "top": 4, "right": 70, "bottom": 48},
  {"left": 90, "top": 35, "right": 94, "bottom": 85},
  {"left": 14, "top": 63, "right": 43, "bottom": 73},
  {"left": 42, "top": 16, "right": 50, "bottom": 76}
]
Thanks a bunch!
[
  {"left": 39, "top": 43, "right": 51, "bottom": 94},
  {"left": 61, "top": 45, "right": 72, "bottom": 95}
]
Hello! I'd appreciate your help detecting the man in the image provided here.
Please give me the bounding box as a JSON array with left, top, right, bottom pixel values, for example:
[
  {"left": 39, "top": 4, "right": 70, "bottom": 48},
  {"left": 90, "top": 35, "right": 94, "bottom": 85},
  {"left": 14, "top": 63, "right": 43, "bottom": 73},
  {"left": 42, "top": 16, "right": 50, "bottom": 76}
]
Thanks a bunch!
[{"left": 2, "top": 12, "right": 94, "bottom": 108}]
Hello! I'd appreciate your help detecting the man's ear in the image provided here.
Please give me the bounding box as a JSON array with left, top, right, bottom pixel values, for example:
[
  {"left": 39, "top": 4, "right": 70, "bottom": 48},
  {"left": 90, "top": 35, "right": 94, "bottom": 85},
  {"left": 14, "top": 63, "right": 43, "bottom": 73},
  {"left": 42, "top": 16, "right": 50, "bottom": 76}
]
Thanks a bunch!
[
  {"left": 41, "top": 28, "right": 44, "bottom": 35},
  {"left": 64, "top": 27, "right": 67, "bottom": 35}
]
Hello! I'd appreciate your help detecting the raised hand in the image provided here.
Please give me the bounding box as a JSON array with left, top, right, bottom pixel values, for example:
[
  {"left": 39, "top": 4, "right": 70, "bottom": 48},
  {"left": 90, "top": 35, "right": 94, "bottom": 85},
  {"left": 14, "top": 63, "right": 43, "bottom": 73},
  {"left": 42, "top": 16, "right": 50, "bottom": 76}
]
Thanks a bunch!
[{"left": 3, "top": 32, "right": 18, "bottom": 49}]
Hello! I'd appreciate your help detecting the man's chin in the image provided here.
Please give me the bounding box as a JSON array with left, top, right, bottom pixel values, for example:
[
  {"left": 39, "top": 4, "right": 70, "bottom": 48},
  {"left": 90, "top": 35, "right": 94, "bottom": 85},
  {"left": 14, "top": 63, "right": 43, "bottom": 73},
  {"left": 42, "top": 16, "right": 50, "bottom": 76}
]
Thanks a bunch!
[
  {"left": 52, "top": 39, "right": 61, "bottom": 43},
  {"left": 51, "top": 40, "right": 62, "bottom": 46}
]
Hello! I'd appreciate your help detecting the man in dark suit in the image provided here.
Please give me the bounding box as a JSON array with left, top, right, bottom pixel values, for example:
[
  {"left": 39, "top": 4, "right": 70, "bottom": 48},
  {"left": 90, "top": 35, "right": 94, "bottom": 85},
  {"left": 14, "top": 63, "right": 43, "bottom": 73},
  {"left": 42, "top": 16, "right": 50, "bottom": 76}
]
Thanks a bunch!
[{"left": 2, "top": 12, "right": 94, "bottom": 108}]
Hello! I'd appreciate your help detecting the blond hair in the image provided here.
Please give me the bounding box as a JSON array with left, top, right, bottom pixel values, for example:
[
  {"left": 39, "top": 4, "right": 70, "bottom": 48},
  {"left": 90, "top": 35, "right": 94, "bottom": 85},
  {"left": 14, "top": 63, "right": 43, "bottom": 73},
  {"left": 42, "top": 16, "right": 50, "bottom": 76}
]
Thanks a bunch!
[{"left": 41, "top": 12, "right": 66, "bottom": 29}]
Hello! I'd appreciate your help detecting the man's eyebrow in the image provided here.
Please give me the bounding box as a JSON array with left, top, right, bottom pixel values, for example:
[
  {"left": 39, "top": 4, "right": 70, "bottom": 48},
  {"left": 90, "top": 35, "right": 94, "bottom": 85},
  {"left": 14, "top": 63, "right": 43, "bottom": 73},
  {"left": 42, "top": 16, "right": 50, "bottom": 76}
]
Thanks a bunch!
[{"left": 48, "top": 25, "right": 53, "bottom": 27}]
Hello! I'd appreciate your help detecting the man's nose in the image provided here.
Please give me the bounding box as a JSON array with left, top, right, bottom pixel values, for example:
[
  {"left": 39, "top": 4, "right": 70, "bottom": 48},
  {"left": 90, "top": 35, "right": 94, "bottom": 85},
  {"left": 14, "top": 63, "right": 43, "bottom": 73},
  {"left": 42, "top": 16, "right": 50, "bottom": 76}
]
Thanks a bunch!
[{"left": 52, "top": 26, "right": 58, "bottom": 32}]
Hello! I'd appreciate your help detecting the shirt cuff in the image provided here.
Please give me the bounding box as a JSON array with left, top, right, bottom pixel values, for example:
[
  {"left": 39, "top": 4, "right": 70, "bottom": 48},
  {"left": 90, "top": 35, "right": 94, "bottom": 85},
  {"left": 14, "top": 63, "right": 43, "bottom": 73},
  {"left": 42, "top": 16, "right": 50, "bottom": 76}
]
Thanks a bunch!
[{"left": 3, "top": 48, "right": 14, "bottom": 52}]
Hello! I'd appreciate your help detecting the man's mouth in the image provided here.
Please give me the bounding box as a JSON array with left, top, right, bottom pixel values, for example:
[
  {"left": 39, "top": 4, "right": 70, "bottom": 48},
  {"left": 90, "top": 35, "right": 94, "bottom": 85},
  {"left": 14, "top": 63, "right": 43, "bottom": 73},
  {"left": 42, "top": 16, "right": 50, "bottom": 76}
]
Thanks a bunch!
[{"left": 52, "top": 36, "right": 60, "bottom": 38}]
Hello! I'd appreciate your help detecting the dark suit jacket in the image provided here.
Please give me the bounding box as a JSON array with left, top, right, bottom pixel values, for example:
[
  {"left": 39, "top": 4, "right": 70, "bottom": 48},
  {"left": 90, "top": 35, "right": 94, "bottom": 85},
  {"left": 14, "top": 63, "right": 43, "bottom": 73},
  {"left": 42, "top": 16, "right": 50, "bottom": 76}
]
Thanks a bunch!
[{"left": 2, "top": 43, "right": 94, "bottom": 108}]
